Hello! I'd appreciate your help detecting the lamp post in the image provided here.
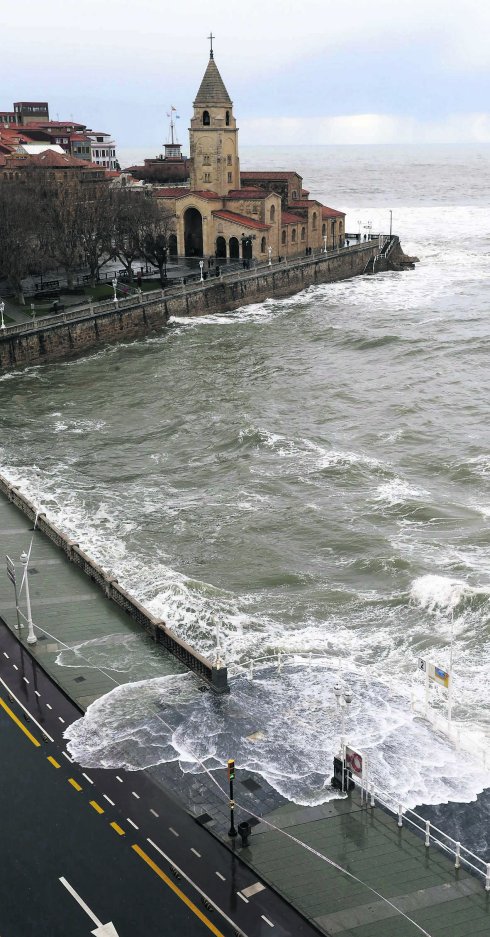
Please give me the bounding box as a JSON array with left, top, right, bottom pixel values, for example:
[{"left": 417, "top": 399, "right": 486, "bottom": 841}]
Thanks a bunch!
[
  {"left": 112, "top": 277, "right": 118, "bottom": 303},
  {"left": 0, "top": 299, "right": 5, "bottom": 329},
  {"left": 268, "top": 245, "right": 272, "bottom": 266},
  {"left": 366, "top": 221, "right": 372, "bottom": 240},
  {"left": 199, "top": 260, "right": 204, "bottom": 282},
  {"left": 20, "top": 551, "right": 37, "bottom": 645},
  {"left": 357, "top": 219, "right": 362, "bottom": 241},
  {"left": 389, "top": 210, "right": 393, "bottom": 238},
  {"left": 322, "top": 235, "right": 327, "bottom": 254}
]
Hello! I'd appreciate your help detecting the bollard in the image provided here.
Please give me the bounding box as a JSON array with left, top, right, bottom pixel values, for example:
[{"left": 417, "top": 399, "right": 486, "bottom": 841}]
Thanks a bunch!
[
  {"left": 455, "top": 842, "right": 461, "bottom": 869},
  {"left": 238, "top": 821, "right": 251, "bottom": 848},
  {"left": 486, "top": 863, "right": 490, "bottom": 892},
  {"left": 397, "top": 804, "right": 403, "bottom": 828},
  {"left": 425, "top": 820, "right": 431, "bottom": 848},
  {"left": 370, "top": 783, "right": 375, "bottom": 808}
]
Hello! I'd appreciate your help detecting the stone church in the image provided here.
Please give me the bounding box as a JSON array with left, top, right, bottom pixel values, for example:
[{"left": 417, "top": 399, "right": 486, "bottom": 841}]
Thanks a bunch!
[{"left": 156, "top": 48, "right": 345, "bottom": 263}]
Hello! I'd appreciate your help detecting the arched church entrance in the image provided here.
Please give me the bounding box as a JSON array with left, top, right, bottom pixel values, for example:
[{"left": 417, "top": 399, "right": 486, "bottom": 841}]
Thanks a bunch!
[
  {"left": 229, "top": 237, "right": 239, "bottom": 259},
  {"left": 242, "top": 236, "right": 253, "bottom": 260},
  {"left": 184, "top": 207, "right": 203, "bottom": 257},
  {"left": 216, "top": 236, "right": 227, "bottom": 258}
]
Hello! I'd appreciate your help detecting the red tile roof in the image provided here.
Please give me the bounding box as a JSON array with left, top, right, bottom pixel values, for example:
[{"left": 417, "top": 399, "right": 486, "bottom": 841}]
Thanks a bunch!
[
  {"left": 212, "top": 210, "right": 269, "bottom": 230},
  {"left": 241, "top": 171, "right": 301, "bottom": 180},
  {"left": 192, "top": 190, "right": 222, "bottom": 200},
  {"left": 321, "top": 206, "right": 345, "bottom": 218},
  {"left": 287, "top": 199, "right": 323, "bottom": 208},
  {"left": 154, "top": 187, "right": 191, "bottom": 198},
  {"left": 281, "top": 211, "right": 303, "bottom": 225},
  {"left": 301, "top": 189, "right": 310, "bottom": 196},
  {"left": 226, "top": 187, "right": 268, "bottom": 199}
]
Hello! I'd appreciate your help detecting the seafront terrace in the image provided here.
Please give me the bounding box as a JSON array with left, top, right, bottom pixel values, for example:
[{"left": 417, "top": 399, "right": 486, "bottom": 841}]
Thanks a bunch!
[{"left": 0, "top": 486, "right": 489, "bottom": 937}]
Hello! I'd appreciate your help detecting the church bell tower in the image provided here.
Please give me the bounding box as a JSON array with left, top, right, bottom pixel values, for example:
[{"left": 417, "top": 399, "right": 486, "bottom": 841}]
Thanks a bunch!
[{"left": 189, "top": 36, "right": 240, "bottom": 196}]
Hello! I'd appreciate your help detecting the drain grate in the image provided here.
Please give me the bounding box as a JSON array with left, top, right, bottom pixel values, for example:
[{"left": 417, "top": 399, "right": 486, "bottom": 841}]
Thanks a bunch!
[
  {"left": 74, "top": 676, "right": 86, "bottom": 683},
  {"left": 195, "top": 813, "right": 213, "bottom": 825}
]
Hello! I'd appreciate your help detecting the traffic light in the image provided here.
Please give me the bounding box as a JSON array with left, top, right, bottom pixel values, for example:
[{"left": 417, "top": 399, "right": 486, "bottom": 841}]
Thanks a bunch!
[{"left": 227, "top": 759, "right": 235, "bottom": 781}]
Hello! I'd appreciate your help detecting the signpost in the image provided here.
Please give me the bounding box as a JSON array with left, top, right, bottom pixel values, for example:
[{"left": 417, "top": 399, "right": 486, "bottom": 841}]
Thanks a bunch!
[
  {"left": 345, "top": 745, "right": 368, "bottom": 801},
  {"left": 418, "top": 657, "right": 452, "bottom": 724}
]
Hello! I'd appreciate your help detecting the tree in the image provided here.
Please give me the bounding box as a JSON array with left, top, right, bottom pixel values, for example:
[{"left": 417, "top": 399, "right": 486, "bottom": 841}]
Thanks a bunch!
[
  {"left": 139, "top": 199, "right": 176, "bottom": 285},
  {"left": 0, "top": 181, "right": 44, "bottom": 304},
  {"left": 40, "top": 180, "right": 88, "bottom": 289},
  {"left": 77, "top": 182, "right": 113, "bottom": 287},
  {"left": 110, "top": 189, "right": 149, "bottom": 283}
]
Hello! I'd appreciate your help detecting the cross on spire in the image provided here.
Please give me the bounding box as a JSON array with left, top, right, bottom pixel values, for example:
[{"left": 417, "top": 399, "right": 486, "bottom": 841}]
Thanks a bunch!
[{"left": 208, "top": 32, "right": 215, "bottom": 59}]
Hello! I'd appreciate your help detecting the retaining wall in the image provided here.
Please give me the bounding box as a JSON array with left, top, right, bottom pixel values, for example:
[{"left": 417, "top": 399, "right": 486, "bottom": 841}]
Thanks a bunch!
[
  {"left": 0, "top": 240, "right": 389, "bottom": 372},
  {"left": 0, "top": 473, "right": 229, "bottom": 693}
]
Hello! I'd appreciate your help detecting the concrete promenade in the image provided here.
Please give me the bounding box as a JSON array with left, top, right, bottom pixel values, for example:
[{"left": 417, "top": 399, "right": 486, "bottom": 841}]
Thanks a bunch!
[{"left": 1, "top": 486, "right": 489, "bottom": 936}]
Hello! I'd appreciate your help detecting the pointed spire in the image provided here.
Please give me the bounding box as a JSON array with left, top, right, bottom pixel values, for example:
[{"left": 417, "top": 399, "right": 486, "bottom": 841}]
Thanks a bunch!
[
  {"left": 194, "top": 55, "right": 232, "bottom": 107},
  {"left": 208, "top": 32, "right": 215, "bottom": 60}
]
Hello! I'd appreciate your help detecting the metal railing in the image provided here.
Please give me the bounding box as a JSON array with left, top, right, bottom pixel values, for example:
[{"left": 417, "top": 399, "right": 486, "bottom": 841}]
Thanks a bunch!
[{"left": 0, "top": 239, "right": 384, "bottom": 341}]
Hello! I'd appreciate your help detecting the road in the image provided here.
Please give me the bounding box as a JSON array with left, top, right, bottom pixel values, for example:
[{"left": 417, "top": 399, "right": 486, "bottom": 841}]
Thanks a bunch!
[{"left": 0, "top": 618, "right": 321, "bottom": 937}]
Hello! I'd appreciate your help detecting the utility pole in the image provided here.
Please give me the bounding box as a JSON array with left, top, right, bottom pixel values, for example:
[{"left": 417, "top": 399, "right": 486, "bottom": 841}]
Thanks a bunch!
[{"left": 227, "top": 759, "right": 237, "bottom": 837}]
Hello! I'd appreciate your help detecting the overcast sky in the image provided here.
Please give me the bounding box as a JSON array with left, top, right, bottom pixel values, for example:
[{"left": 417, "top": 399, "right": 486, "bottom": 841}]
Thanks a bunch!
[{"left": 3, "top": 0, "right": 490, "bottom": 150}]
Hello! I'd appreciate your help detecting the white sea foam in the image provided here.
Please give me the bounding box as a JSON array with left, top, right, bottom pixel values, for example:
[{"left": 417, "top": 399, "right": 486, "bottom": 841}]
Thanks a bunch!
[
  {"left": 410, "top": 574, "right": 488, "bottom": 614},
  {"left": 374, "top": 479, "right": 428, "bottom": 506}
]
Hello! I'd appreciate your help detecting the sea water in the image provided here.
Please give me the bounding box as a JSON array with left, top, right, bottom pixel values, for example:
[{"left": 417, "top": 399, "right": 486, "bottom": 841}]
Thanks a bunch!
[{"left": 2, "top": 144, "right": 490, "bottom": 854}]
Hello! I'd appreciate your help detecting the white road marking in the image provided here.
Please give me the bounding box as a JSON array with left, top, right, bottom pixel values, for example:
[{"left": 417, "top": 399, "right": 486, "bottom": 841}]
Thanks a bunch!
[
  {"left": 150, "top": 808, "right": 159, "bottom": 818},
  {"left": 58, "top": 716, "right": 65, "bottom": 724},
  {"left": 169, "top": 827, "right": 179, "bottom": 837},
  {"left": 190, "top": 848, "right": 201, "bottom": 858},
  {"left": 62, "top": 751, "right": 74, "bottom": 763},
  {"left": 46, "top": 703, "right": 52, "bottom": 710},
  {"left": 237, "top": 892, "right": 249, "bottom": 903},
  {"left": 131, "top": 791, "right": 140, "bottom": 799},
  {"left": 103, "top": 794, "right": 115, "bottom": 806},
  {"left": 23, "top": 677, "right": 29, "bottom": 684},
  {"left": 127, "top": 818, "right": 139, "bottom": 830},
  {"left": 0, "top": 676, "right": 54, "bottom": 742},
  {"left": 13, "top": 664, "right": 18, "bottom": 671},
  {"left": 82, "top": 773, "right": 94, "bottom": 785},
  {"left": 59, "top": 876, "right": 102, "bottom": 927},
  {"left": 34, "top": 690, "right": 41, "bottom": 697},
  {"left": 116, "top": 776, "right": 123, "bottom": 783},
  {"left": 146, "top": 839, "right": 242, "bottom": 936},
  {"left": 3, "top": 652, "right": 9, "bottom": 658},
  {"left": 215, "top": 871, "right": 226, "bottom": 881},
  {"left": 242, "top": 881, "right": 266, "bottom": 898},
  {"left": 261, "top": 915, "right": 274, "bottom": 927}
]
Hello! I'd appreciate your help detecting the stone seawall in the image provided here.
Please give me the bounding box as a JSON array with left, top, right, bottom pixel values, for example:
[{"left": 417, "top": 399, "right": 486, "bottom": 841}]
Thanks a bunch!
[
  {"left": 0, "top": 239, "right": 396, "bottom": 372},
  {"left": 0, "top": 472, "right": 229, "bottom": 692}
]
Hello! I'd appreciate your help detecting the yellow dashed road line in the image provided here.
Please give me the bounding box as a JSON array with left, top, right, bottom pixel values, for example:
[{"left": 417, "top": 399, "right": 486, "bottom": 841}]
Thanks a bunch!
[
  {"left": 68, "top": 778, "right": 82, "bottom": 791},
  {"left": 47, "top": 755, "right": 61, "bottom": 768},
  {"left": 0, "top": 697, "right": 41, "bottom": 747},
  {"left": 90, "top": 800, "right": 104, "bottom": 815},
  {"left": 110, "top": 822, "right": 125, "bottom": 836},
  {"left": 132, "top": 844, "right": 225, "bottom": 937}
]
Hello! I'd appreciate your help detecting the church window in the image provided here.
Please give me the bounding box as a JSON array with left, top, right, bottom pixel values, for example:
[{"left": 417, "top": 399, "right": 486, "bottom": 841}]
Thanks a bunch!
[
  {"left": 270, "top": 205, "right": 275, "bottom": 223},
  {"left": 203, "top": 155, "right": 210, "bottom": 165},
  {"left": 281, "top": 229, "right": 286, "bottom": 245},
  {"left": 204, "top": 172, "right": 211, "bottom": 182},
  {"left": 227, "top": 172, "right": 232, "bottom": 183},
  {"left": 339, "top": 220, "right": 343, "bottom": 233},
  {"left": 225, "top": 110, "right": 230, "bottom": 126},
  {"left": 301, "top": 226, "right": 306, "bottom": 240},
  {"left": 312, "top": 212, "right": 317, "bottom": 230},
  {"left": 322, "top": 223, "right": 326, "bottom": 237},
  {"left": 203, "top": 110, "right": 210, "bottom": 125},
  {"left": 292, "top": 189, "right": 297, "bottom": 199},
  {"left": 227, "top": 154, "right": 232, "bottom": 165},
  {"left": 292, "top": 229, "right": 296, "bottom": 243},
  {"left": 261, "top": 236, "right": 266, "bottom": 253}
]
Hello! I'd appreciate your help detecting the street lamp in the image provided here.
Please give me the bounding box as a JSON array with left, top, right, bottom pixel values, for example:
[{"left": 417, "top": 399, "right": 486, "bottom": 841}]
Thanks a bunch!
[
  {"left": 333, "top": 679, "right": 353, "bottom": 757},
  {"left": 389, "top": 210, "right": 393, "bottom": 238},
  {"left": 322, "top": 235, "right": 327, "bottom": 254},
  {"left": 199, "top": 260, "right": 204, "bottom": 282},
  {"left": 112, "top": 277, "right": 118, "bottom": 303},
  {"left": 0, "top": 300, "right": 5, "bottom": 329},
  {"left": 357, "top": 220, "right": 362, "bottom": 241},
  {"left": 20, "top": 552, "right": 37, "bottom": 645},
  {"left": 366, "top": 221, "right": 372, "bottom": 240},
  {"left": 268, "top": 245, "right": 272, "bottom": 266}
]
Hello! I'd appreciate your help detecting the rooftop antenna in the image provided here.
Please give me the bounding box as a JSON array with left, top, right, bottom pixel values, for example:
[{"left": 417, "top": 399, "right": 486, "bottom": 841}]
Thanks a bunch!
[{"left": 208, "top": 31, "right": 215, "bottom": 59}]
